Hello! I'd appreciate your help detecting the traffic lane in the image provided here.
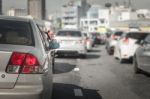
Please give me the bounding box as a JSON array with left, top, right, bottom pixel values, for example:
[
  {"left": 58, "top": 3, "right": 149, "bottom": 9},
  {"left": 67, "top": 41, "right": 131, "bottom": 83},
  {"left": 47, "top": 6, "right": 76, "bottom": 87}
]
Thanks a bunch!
[
  {"left": 53, "top": 56, "right": 102, "bottom": 99},
  {"left": 108, "top": 57, "right": 150, "bottom": 99},
  {"left": 52, "top": 45, "right": 150, "bottom": 99},
  {"left": 53, "top": 83, "right": 102, "bottom": 99},
  {"left": 79, "top": 45, "right": 150, "bottom": 99}
]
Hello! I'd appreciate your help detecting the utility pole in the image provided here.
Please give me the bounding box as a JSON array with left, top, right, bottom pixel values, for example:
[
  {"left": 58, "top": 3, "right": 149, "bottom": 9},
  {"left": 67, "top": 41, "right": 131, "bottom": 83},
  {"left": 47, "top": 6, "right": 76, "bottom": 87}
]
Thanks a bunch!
[
  {"left": 128, "top": 0, "right": 132, "bottom": 7},
  {"left": 0, "top": 0, "right": 2, "bottom": 15}
]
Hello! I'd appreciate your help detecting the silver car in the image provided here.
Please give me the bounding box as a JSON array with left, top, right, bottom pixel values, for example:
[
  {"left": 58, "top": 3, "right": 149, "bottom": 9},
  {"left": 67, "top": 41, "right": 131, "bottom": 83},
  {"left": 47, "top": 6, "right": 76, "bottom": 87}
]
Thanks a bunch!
[
  {"left": 0, "top": 16, "right": 54, "bottom": 99},
  {"left": 83, "top": 32, "right": 94, "bottom": 51},
  {"left": 134, "top": 33, "right": 150, "bottom": 74},
  {"left": 55, "top": 29, "right": 87, "bottom": 57}
]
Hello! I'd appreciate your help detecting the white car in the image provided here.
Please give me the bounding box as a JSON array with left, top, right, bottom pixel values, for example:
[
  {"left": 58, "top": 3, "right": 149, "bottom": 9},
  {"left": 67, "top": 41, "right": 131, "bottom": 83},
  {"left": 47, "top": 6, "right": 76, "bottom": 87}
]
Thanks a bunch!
[
  {"left": 105, "top": 31, "right": 124, "bottom": 55},
  {"left": 114, "top": 32, "right": 149, "bottom": 63},
  {"left": 55, "top": 29, "right": 87, "bottom": 57},
  {"left": 83, "top": 32, "right": 94, "bottom": 51}
]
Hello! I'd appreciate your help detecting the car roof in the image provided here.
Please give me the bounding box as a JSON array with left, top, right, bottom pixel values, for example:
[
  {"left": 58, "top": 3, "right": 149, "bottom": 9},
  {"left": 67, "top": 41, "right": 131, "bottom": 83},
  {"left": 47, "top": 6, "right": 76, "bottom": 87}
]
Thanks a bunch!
[
  {"left": 0, "top": 15, "right": 31, "bottom": 22},
  {"left": 126, "top": 31, "right": 150, "bottom": 34},
  {"left": 58, "top": 29, "right": 81, "bottom": 32}
]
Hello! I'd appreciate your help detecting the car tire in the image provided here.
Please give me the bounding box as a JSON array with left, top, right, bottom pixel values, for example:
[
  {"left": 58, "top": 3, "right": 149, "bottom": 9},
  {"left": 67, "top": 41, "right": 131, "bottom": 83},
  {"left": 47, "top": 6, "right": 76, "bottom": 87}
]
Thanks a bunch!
[{"left": 133, "top": 56, "right": 141, "bottom": 74}]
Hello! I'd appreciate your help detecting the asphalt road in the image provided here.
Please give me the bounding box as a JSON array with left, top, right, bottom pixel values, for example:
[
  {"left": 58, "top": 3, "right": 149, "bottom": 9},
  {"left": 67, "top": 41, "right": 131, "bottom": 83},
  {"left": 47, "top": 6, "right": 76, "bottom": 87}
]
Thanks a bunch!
[{"left": 52, "top": 45, "right": 150, "bottom": 99}]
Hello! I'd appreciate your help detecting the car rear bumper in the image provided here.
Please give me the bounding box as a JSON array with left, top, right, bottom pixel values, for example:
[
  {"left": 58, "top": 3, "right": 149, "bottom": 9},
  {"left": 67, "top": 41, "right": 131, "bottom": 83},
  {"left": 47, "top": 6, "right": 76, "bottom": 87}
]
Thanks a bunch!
[
  {"left": 0, "top": 74, "right": 53, "bottom": 99},
  {"left": 56, "top": 45, "right": 86, "bottom": 55},
  {"left": 55, "top": 49, "right": 86, "bottom": 55},
  {"left": 0, "top": 85, "right": 43, "bottom": 99}
]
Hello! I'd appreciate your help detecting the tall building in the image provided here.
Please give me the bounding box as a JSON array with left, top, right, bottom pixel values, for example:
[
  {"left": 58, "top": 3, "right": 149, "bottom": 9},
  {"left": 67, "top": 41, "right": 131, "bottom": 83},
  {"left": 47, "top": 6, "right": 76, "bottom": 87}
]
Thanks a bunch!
[
  {"left": 61, "top": 0, "right": 90, "bottom": 29},
  {"left": 28, "top": 0, "right": 45, "bottom": 19},
  {"left": 80, "top": 5, "right": 109, "bottom": 33}
]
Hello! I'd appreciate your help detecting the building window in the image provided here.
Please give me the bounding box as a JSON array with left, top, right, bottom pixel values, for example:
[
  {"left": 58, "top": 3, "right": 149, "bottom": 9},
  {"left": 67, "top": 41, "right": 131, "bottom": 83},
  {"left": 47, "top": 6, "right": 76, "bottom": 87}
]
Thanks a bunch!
[
  {"left": 90, "top": 21, "right": 97, "bottom": 25},
  {"left": 85, "top": 21, "right": 88, "bottom": 25},
  {"left": 100, "top": 19, "right": 105, "bottom": 24}
]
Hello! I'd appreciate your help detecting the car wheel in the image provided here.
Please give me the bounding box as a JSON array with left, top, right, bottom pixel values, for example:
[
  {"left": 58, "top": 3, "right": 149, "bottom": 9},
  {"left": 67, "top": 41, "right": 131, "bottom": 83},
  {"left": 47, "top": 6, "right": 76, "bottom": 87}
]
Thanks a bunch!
[{"left": 133, "top": 56, "right": 141, "bottom": 74}]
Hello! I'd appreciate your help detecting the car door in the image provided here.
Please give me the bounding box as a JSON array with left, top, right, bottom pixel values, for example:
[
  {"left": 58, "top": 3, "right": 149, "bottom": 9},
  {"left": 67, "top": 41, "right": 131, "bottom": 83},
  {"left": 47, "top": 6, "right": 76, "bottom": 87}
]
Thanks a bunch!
[{"left": 137, "top": 34, "right": 150, "bottom": 69}]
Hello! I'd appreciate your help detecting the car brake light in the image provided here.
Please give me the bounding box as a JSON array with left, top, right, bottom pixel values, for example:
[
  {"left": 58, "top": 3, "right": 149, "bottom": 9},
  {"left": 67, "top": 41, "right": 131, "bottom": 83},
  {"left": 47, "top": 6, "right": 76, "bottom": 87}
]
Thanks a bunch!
[
  {"left": 6, "top": 52, "right": 42, "bottom": 74},
  {"left": 111, "top": 35, "right": 116, "bottom": 39},
  {"left": 122, "top": 38, "right": 129, "bottom": 44},
  {"left": 85, "top": 37, "right": 90, "bottom": 42}
]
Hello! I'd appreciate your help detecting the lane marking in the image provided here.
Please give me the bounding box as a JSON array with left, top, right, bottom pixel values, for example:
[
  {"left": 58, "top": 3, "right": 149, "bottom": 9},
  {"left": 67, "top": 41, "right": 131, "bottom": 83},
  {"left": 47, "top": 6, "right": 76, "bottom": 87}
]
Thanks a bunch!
[
  {"left": 74, "top": 89, "right": 83, "bottom": 96},
  {"left": 74, "top": 67, "right": 80, "bottom": 71}
]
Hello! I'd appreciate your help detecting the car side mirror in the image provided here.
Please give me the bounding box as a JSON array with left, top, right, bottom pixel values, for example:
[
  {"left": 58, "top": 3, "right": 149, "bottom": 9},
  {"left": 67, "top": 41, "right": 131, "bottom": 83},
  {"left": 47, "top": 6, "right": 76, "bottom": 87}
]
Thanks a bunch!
[{"left": 49, "top": 39, "right": 60, "bottom": 49}]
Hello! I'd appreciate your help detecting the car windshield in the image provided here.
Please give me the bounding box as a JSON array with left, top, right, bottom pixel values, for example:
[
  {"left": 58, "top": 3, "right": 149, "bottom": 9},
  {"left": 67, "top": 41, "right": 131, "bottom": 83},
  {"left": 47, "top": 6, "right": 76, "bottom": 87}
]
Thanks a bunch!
[
  {"left": 0, "top": 19, "right": 34, "bottom": 46},
  {"left": 127, "top": 32, "right": 149, "bottom": 40},
  {"left": 114, "top": 31, "right": 123, "bottom": 36},
  {"left": 56, "top": 31, "right": 82, "bottom": 37}
]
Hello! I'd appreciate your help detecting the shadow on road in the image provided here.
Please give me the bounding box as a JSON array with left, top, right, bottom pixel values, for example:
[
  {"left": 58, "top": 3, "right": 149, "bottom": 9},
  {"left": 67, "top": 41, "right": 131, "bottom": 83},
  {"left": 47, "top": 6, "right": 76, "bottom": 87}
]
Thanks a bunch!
[
  {"left": 54, "top": 62, "right": 76, "bottom": 74},
  {"left": 86, "top": 54, "right": 100, "bottom": 59},
  {"left": 90, "top": 49, "right": 101, "bottom": 53},
  {"left": 52, "top": 83, "right": 102, "bottom": 99},
  {"left": 56, "top": 55, "right": 78, "bottom": 59}
]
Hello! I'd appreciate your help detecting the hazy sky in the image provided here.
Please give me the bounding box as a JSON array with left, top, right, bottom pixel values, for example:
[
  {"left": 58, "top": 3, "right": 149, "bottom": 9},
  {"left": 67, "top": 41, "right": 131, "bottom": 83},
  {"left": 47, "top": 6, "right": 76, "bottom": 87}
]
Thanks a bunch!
[
  {"left": 46, "top": 0, "right": 150, "bottom": 13},
  {"left": 2, "top": 0, "right": 150, "bottom": 15}
]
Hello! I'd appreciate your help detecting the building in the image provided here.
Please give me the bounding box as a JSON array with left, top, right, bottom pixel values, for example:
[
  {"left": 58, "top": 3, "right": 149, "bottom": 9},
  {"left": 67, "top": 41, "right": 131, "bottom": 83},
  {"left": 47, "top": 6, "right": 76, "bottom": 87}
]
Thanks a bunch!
[
  {"left": 61, "top": 0, "right": 90, "bottom": 29},
  {"left": 137, "top": 9, "right": 150, "bottom": 19},
  {"left": 109, "top": 5, "right": 138, "bottom": 31},
  {"left": 7, "top": 8, "right": 27, "bottom": 16},
  {"left": 28, "top": 0, "right": 45, "bottom": 19},
  {"left": 110, "top": 5, "right": 138, "bottom": 22},
  {"left": 80, "top": 5, "right": 109, "bottom": 33}
]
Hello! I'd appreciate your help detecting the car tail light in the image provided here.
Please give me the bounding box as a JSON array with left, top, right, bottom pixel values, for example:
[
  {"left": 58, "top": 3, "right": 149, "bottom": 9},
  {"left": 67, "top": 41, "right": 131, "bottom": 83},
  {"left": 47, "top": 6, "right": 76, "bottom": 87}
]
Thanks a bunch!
[
  {"left": 122, "top": 37, "right": 129, "bottom": 44},
  {"left": 6, "top": 52, "right": 42, "bottom": 74},
  {"left": 85, "top": 37, "right": 90, "bottom": 42},
  {"left": 111, "top": 35, "right": 117, "bottom": 40},
  {"left": 75, "top": 39, "right": 84, "bottom": 44}
]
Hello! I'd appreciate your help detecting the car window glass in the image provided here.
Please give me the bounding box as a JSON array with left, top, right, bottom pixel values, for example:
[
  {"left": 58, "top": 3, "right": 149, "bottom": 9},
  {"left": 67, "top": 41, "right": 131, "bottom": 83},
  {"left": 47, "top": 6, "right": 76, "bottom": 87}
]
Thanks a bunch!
[
  {"left": 57, "top": 31, "right": 82, "bottom": 37},
  {"left": 114, "top": 31, "right": 123, "bottom": 36},
  {"left": 36, "top": 25, "right": 50, "bottom": 50},
  {"left": 127, "top": 33, "right": 148, "bottom": 40},
  {"left": 144, "top": 34, "right": 150, "bottom": 44},
  {"left": 0, "top": 19, "right": 34, "bottom": 46}
]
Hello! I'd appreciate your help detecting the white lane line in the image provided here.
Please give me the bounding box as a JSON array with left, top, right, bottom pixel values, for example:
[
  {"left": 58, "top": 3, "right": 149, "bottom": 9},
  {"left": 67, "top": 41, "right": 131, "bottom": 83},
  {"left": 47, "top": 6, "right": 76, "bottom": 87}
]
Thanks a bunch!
[
  {"left": 74, "top": 89, "right": 83, "bottom": 96},
  {"left": 74, "top": 67, "right": 80, "bottom": 71}
]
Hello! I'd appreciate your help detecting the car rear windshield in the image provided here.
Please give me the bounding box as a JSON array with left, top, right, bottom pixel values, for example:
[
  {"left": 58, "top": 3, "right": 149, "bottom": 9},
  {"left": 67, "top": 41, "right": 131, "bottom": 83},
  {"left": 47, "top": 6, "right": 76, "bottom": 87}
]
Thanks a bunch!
[
  {"left": 0, "top": 19, "right": 34, "bottom": 46},
  {"left": 114, "top": 31, "right": 123, "bottom": 36},
  {"left": 127, "top": 32, "right": 149, "bottom": 40},
  {"left": 57, "top": 31, "right": 82, "bottom": 37}
]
